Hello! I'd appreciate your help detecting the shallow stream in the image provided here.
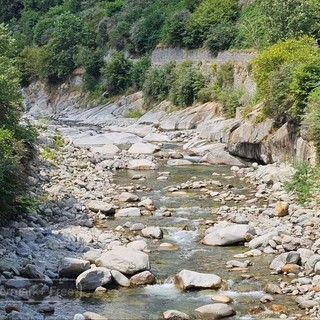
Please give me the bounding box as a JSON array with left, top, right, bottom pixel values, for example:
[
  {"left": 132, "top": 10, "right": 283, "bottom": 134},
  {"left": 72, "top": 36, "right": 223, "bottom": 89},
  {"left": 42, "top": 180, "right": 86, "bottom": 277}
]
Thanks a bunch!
[{"left": 54, "top": 162, "right": 301, "bottom": 319}]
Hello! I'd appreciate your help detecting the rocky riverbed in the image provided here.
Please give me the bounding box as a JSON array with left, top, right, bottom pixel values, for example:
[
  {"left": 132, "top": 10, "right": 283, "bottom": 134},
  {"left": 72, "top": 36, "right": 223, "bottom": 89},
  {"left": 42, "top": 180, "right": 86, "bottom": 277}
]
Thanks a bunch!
[{"left": 1, "top": 113, "right": 320, "bottom": 320}]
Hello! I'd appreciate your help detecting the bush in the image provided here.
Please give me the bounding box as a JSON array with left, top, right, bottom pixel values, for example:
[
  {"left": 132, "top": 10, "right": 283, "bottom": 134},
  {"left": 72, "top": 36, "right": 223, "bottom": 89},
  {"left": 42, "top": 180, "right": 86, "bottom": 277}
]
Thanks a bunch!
[
  {"left": 252, "top": 37, "right": 318, "bottom": 96},
  {"left": 101, "top": 51, "right": 132, "bottom": 96},
  {"left": 169, "top": 61, "right": 205, "bottom": 107},
  {"left": 183, "top": 0, "right": 239, "bottom": 48},
  {"left": 129, "top": 55, "right": 151, "bottom": 91},
  {"left": 142, "top": 62, "right": 175, "bottom": 104}
]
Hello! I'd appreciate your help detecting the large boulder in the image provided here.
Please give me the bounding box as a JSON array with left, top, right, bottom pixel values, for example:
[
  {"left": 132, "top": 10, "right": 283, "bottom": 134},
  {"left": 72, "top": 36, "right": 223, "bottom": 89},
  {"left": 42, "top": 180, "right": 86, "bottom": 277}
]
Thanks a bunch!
[
  {"left": 96, "top": 247, "right": 150, "bottom": 275},
  {"left": 76, "top": 267, "right": 112, "bottom": 291},
  {"left": 127, "top": 159, "right": 158, "bottom": 170},
  {"left": 202, "top": 224, "right": 253, "bottom": 246},
  {"left": 194, "top": 303, "right": 236, "bottom": 319},
  {"left": 90, "top": 144, "right": 120, "bottom": 155},
  {"left": 175, "top": 270, "right": 222, "bottom": 290},
  {"left": 200, "top": 144, "right": 245, "bottom": 166},
  {"left": 58, "top": 258, "right": 90, "bottom": 278},
  {"left": 128, "top": 142, "right": 160, "bottom": 154},
  {"left": 118, "top": 192, "right": 139, "bottom": 202}
]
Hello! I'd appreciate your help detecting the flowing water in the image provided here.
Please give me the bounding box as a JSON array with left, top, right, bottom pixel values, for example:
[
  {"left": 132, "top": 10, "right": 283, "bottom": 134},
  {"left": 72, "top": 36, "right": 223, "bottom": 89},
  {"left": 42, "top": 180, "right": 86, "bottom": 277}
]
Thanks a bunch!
[{"left": 52, "top": 162, "right": 301, "bottom": 319}]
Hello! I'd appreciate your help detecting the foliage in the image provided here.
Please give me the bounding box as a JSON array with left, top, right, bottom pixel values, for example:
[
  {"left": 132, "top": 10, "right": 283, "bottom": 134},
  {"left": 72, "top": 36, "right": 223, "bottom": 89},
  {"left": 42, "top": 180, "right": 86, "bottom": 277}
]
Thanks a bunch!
[
  {"left": 183, "top": 0, "right": 239, "bottom": 48},
  {"left": 252, "top": 37, "right": 318, "bottom": 95},
  {"left": 302, "top": 87, "right": 320, "bottom": 157},
  {"left": 285, "top": 162, "right": 319, "bottom": 205},
  {"left": 129, "top": 55, "right": 150, "bottom": 91},
  {"left": 169, "top": 61, "right": 205, "bottom": 107},
  {"left": 234, "top": 3, "right": 271, "bottom": 49},
  {"left": 142, "top": 63, "right": 175, "bottom": 104},
  {"left": 124, "top": 108, "right": 143, "bottom": 118},
  {"left": 101, "top": 51, "right": 132, "bottom": 96},
  {"left": 258, "top": 0, "right": 320, "bottom": 44},
  {"left": 0, "top": 24, "right": 36, "bottom": 219}
]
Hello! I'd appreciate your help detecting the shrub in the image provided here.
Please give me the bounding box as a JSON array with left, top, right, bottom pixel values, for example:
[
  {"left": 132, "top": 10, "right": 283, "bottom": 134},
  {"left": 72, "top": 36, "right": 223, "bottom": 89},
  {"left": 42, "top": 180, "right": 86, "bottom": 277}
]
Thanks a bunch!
[
  {"left": 169, "top": 61, "right": 205, "bottom": 107},
  {"left": 129, "top": 55, "right": 151, "bottom": 91},
  {"left": 142, "top": 62, "right": 175, "bottom": 104},
  {"left": 101, "top": 51, "right": 132, "bottom": 96},
  {"left": 252, "top": 37, "right": 318, "bottom": 96}
]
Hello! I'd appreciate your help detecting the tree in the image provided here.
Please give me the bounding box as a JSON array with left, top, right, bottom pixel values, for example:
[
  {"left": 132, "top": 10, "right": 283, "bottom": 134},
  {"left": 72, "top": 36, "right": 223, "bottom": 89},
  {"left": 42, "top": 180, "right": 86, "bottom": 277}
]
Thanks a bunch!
[
  {"left": 102, "top": 52, "right": 132, "bottom": 95},
  {"left": 258, "top": 0, "right": 320, "bottom": 43}
]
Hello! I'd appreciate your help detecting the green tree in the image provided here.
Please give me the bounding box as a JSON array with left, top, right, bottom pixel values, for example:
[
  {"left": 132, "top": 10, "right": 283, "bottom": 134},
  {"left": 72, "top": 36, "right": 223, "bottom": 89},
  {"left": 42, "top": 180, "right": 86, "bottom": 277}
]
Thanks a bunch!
[
  {"left": 258, "top": 0, "right": 320, "bottom": 43},
  {"left": 184, "top": 0, "right": 239, "bottom": 48},
  {"left": 0, "top": 24, "right": 36, "bottom": 218},
  {"left": 102, "top": 51, "right": 132, "bottom": 95}
]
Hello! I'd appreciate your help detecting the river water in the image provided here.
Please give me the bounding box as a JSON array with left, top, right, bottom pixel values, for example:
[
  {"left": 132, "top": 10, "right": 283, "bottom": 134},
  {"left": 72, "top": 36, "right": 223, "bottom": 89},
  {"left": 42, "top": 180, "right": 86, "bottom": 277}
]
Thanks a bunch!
[{"left": 53, "top": 162, "right": 300, "bottom": 320}]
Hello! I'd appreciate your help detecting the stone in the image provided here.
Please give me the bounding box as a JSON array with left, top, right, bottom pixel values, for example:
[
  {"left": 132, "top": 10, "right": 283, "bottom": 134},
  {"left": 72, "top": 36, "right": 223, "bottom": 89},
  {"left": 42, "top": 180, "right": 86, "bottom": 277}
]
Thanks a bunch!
[
  {"left": 118, "top": 192, "right": 140, "bottom": 202},
  {"left": 83, "top": 311, "right": 107, "bottom": 320},
  {"left": 167, "top": 159, "right": 193, "bottom": 166},
  {"left": 129, "top": 271, "right": 156, "bottom": 286},
  {"left": 86, "top": 200, "right": 115, "bottom": 215},
  {"left": 175, "top": 269, "right": 222, "bottom": 290},
  {"left": 211, "top": 295, "right": 232, "bottom": 303},
  {"left": 162, "top": 310, "right": 191, "bottom": 320},
  {"left": 115, "top": 207, "right": 141, "bottom": 217},
  {"left": 275, "top": 201, "right": 289, "bottom": 217},
  {"left": 111, "top": 270, "right": 130, "bottom": 287},
  {"left": 82, "top": 250, "right": 102, "bottom": 264},
  {"left": 260, "top": 294, "right": 274, "bottom": 303},
  {"left": 127, "top": 240, "right": 148, "bottom": 251},
  {"left": 297, "top": 300, "right": 319, "bottom": 309},
  {"left": 76, "top": 267, "right": 112, "bottom": 291},
  {"left": 127, "top": 159, "right": 158, "bottom": 170},
  {"left": 248, "top": 231, "right": 279, "bottom": 249},
  {"left": 22, "top": 264, "right": 45, "bottom": 280},
  {"left": 5, "top": 304, "right": 20, "bottom": 313},
  {"left": 38, "top": 303, "right": 55, "bottom": 313},
  {"left": 5, "top": 277, "right": 32, "bottom": 289},
  {"left": 202, "top": 224, "right": 253, "bottom": 246},
  {"left": 141, "top": 226, "right": 163, "bottom": 239},
  {"left": 194, "top": 303, "right": 236, "bottom": 319},
  {"left": 91, "top": 143, "right": 119, "bottom": 154},
  {"left": 264, "top": 283, "right": 282, "bottom": 294},
  {"left": 281, "top": 264, "right": 301, "bottom": 274},
  {"left": 270, "top": 252, "right": 301, "bottom": 270},
  {"left": 58, "top": 258, "right": 90, "bottom": 278},
  {"left": 74, "top": 314, "right": 85, "bottom": 320},
  {"left": 128, "top": 142, "right": 160, "bottom": 154},
  {"left": 96, "top": 246, "right": 150, "bottom": 275}
]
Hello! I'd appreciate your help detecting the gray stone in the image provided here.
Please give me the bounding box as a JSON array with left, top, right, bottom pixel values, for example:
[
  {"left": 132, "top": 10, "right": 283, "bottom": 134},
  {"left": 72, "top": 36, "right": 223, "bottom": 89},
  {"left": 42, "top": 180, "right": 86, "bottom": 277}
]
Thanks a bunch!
[
  {"left": 202, "top": 224, "right": 253, "bottom": 246},
  {"left": 115, "top": 207, "right": 141, "bottom": 217},
  {"left": 110, "top": 270, "right": 130, "bottom": 287},
  {"left": 127, "top": 159, "right": 158, "bottom": 170},
  {"left": 141, "top": 226, "right": 163, "bottom": 239},
  {"left": 96, "top": 246, "right": 150, "bottom": 275},
  {"left": 76, "top": 267, "right": 112, "bottom": 291},
  {"left": 58, "top": 257, "right": 90, "bottom": 278},
  {"left": 248, "top": 231, "right": 278, "bottom": 249},
  {"left": 264, "top": 283, "right": 281, "bottom": 294},
  {"left": 270, "top": 252, "right": 301, "bottom": 270},
  {"left": 162, "top": 310, "right": 191, "bottom": 320},
  {"left": 129, "top": 271, "right": 156, "bottom": 286},
  {"left": 83, "top": 311, "right": 107, "bottom": 320},
  {"left": 86, "top": 200, "right": 115, "bottom": 215},
  {"left": 82, "top": 250, "right": 102, "bottom": 264},
  {"left": 5, "top": 277, "right": 32, "bottom": 289},
  {"left": 22, "top": 264, "right": 45, "bottom": 280},
  {"left": 194, "top": 303, "right": 236, "bottom": 319},
  {"left": 175, "top": 270, "right": 222, "bottom": 290},
  {"left": 118, "top": 192, "right": 140, "bottom": 202},
  {"left": 127, "top": 240, "right": 148, "bottom": 251},
  {"left": 167, "top": 159, "right": 193, "bottom": 166},
  {"left": 128, "top": 142, "right": 160, "bottom": 154}
]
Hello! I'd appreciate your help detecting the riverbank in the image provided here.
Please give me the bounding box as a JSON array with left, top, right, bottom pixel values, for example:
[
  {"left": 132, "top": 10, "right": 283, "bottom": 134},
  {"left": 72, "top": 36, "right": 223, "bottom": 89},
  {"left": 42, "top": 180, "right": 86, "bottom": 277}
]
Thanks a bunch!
[{"left": 1, "top": 115, "right": 320, "bottom": 320}]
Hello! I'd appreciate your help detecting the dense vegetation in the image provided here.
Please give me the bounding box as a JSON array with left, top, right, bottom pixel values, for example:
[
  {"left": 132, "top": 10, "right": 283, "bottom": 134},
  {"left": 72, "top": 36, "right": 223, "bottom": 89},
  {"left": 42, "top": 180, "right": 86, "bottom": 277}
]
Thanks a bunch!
[
  {"left": 1, "top": 1, "right": 320, "bottom": 209},
  {"left": 0, "top": 24, "right": 37, "bottom": 220}
]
